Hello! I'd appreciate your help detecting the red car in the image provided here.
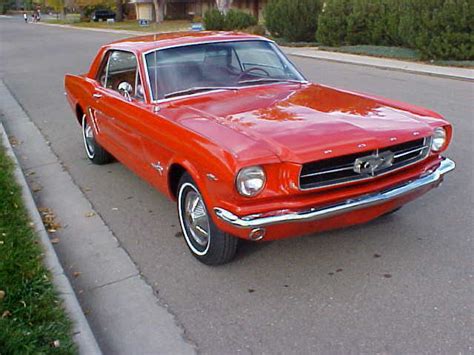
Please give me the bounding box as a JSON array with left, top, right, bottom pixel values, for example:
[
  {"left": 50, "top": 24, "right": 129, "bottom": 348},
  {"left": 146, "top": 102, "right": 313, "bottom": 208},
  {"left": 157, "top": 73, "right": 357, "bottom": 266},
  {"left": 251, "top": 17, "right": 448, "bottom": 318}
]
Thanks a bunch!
[{"left": 65, "top": 32, "right": 455, "bottom": 265}]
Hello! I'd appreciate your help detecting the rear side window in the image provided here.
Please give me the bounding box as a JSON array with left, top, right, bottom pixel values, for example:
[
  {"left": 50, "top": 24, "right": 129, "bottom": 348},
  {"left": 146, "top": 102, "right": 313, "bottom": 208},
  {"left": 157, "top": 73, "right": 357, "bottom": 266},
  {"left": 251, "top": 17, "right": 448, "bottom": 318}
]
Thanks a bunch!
[{"left": 96, "top": 50, "right": 144, "bottom": 100}]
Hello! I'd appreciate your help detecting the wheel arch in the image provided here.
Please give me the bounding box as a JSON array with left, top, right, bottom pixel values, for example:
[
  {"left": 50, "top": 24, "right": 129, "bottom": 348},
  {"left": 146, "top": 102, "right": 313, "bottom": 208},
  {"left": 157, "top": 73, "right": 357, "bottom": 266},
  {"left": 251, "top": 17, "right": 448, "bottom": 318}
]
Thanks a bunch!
[
  {"left": 75, "top": 103, "right": 85, "bottom": 126},
  {"left": 167, "top": 159, "right": 211, "bottom": 204}
]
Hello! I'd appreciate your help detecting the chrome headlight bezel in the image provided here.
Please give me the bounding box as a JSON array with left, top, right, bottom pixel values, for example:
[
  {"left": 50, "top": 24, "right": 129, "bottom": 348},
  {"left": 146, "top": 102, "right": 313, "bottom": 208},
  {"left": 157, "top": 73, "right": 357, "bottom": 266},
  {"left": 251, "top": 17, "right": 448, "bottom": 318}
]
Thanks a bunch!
[
  {"left": 236, "top": 166, "right": 266, "bottom": 197},
  {"left": 431, "top": 127, "right": 447, "bottom": 152}
]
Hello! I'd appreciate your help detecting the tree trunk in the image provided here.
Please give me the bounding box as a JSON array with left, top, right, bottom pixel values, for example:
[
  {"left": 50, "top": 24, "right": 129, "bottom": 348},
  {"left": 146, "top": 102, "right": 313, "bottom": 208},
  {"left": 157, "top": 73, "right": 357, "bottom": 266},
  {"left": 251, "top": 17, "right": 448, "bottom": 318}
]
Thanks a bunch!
[
  {"left": 215, "top": 0, "right": 233, "bottom": 14},
  {"left": 153, "top": 0, "right": 165, "bottom": 23},
  {"left": 115, "top": 0, "right": 123, "bottom": 21}
]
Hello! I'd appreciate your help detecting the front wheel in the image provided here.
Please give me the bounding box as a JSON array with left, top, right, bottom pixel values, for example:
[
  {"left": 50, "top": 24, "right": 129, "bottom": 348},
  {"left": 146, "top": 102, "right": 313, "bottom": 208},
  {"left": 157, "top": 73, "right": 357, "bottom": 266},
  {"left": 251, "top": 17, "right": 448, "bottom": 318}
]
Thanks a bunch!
[{"left": 178, "top": 173, "right": 238, "bottom": 265}]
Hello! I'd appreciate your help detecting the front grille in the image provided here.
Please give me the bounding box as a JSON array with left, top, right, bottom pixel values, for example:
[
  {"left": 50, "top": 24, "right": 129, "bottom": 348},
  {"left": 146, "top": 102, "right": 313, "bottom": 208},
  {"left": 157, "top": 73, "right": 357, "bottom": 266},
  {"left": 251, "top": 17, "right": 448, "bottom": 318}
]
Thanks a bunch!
[{"left": 299, "top": 137, "right": 431, "bottom": 190}]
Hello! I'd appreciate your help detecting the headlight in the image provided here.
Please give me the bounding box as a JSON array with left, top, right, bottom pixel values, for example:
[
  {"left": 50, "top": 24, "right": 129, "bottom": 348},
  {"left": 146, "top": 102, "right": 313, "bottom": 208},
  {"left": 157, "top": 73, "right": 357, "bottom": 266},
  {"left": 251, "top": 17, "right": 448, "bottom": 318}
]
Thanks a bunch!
[
  {"left": 236, "top": 166, "right": 266, "bottom": 197},
  {"left": 431, "top": 127, "right": 447, "bottom": 152}
]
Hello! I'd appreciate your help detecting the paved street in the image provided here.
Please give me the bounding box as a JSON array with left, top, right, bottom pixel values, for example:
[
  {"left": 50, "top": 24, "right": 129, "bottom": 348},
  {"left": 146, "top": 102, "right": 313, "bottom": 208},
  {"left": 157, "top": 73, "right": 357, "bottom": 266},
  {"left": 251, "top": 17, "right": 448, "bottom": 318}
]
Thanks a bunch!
[{"left": 1, "top": 18, "right": 473, "bottom": 354}]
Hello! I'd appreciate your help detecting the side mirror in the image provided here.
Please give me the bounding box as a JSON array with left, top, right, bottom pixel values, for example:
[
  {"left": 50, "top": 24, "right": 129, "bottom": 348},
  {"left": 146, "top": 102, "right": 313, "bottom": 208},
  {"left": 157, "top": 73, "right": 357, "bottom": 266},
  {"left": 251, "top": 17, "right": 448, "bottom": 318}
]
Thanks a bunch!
[{"left": 118, "top": 82, "right": 133, "bottom": 101}]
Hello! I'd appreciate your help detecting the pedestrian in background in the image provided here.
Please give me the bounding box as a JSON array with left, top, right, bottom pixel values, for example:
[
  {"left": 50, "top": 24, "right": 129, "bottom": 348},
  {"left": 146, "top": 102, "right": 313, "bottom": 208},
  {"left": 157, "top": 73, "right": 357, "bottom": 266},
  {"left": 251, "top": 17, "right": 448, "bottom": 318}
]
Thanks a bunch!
[{"left": 23, "top": 12, "right": 27, "bottom": 23}]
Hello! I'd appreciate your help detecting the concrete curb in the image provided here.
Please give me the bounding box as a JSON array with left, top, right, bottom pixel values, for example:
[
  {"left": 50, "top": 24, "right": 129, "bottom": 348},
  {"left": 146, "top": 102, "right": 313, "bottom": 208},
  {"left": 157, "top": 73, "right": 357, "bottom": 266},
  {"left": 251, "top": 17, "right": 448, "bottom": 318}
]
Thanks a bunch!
[
  {"left": 0, "top": 79, "right": 196, "bottom": 353},
  {"left": 285, "top": 48, "right": 474, "bottom": 82},
  {"left": 35, "top": 21, "right": 143, "bottom": 36},
  {"left": 0, "top": 121, "right": 102, "bottom": 355}
]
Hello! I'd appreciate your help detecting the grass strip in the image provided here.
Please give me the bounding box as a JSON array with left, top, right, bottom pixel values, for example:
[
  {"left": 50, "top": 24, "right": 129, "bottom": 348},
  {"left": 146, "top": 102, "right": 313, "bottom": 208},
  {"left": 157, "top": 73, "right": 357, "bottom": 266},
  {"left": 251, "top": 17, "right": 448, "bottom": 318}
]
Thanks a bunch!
[
  {"left": 0, "top": 138, "right": 76, "bottom": 354},
  {"left": 318, "top": 45, "right": 474, "bottom": 68}
]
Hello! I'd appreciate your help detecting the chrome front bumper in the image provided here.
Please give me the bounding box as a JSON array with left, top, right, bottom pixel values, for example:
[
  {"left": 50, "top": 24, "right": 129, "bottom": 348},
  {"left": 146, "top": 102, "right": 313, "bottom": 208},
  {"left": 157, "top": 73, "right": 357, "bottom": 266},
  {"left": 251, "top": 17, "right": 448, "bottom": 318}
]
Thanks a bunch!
[{"left": 214, "top": 158, "right": 455, "bottom": 229}]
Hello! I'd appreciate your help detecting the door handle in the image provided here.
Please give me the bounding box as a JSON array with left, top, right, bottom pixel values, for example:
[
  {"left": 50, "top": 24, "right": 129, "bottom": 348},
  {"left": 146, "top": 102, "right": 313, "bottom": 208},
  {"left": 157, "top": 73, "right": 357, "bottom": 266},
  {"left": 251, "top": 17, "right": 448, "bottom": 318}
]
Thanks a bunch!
[{"left": 93, "top": 93, "right": 102, "bottom": 99}]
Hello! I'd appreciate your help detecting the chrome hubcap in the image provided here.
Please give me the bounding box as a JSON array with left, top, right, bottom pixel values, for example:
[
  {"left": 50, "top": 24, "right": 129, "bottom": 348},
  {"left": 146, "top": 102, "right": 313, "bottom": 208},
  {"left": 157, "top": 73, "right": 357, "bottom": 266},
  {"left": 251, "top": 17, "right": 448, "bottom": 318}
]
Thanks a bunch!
[
  {"left": 83, "top": 119, "right": 95, "bottom": 157},
  {"left": 184, "top": 190, "right": 210, "bottom": 247}
]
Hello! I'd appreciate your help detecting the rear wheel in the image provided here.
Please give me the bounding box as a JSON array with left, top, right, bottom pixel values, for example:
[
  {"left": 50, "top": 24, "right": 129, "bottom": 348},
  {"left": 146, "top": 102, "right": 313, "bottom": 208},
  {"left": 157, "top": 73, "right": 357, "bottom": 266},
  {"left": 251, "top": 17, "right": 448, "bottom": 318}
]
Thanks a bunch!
[
  {"left": 82, "top": 113, "right": 112, "bottom": 165},
  {"left": 177, "top": 173, "right": 238, "bottom": 265}
]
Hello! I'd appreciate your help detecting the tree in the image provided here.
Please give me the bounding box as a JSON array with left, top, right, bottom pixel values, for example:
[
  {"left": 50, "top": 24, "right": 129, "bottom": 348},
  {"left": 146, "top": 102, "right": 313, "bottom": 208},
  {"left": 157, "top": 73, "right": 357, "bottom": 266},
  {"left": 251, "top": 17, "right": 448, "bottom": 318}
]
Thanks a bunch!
[
  {"left": 115, "top": 0, "right": 123, "bottom": 21},
  {"left": 216, "top": 0, "right": 233, "bottom": 14},
  {"left": 45, "top": 0, "right": 66, "bottom": 19},
  {"left": 152, "top": 0, "right": 165, "bottom": 22}
]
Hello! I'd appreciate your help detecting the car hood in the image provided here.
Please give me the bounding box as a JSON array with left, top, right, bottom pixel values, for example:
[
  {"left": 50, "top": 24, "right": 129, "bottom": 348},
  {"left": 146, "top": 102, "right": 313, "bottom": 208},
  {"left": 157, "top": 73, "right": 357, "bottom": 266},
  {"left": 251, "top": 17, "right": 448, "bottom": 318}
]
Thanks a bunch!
[{"left": 171, "top": 84, "right": 443, "bottom": 164}]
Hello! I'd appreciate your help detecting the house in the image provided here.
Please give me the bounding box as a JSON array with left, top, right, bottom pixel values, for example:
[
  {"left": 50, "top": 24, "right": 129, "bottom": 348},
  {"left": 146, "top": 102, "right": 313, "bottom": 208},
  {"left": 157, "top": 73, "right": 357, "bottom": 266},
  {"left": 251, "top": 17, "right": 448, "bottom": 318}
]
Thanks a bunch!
[{"left": 130, "top": 0, "right": 268, "bottom": 22}]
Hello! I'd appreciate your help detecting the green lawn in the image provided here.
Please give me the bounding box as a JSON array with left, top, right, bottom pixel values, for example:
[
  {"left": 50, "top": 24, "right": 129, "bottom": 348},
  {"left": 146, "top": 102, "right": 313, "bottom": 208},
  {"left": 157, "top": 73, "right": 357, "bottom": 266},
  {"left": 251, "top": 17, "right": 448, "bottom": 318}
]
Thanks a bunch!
[
  {"left": 0, "top": 139, "right": 76, "bottom": 354},
  {"left": 46, "top": 18, "right": 191, "bottom": 33}
]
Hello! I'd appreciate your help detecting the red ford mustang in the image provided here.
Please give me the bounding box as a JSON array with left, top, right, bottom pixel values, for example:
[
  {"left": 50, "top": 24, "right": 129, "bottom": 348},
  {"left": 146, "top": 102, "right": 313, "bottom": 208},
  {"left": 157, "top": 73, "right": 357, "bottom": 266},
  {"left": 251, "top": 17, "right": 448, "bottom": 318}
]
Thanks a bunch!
[{"left": 65, "top": 32, "right": 455, "bottom": 265}]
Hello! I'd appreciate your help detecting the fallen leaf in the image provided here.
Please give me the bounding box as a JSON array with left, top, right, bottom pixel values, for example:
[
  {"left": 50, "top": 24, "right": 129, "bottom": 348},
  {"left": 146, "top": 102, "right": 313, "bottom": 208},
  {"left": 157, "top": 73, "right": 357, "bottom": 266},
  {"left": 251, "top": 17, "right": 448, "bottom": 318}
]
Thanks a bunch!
[
  {"left": 32, "top": 186, "right": 42, "bottom": 193},
  {"left": 50, "top": 238, "right": 60, "bottom": 244},
  {"left": 0, "top": 290, "right": 5, "bottom": 300},
  {"left": 85, "top": 212, "right": 95, "bottom": 218},
  {"left": 2, "top": 310, "right": 11, "bottom": 318},
  {"left": 38, "top": 208, "right": 61, "bottom": 232},
  {"left": 8, "top": 136, "right": 20, "bottom": 146},
  {"left": 73, "top": 271, "right": 81, "bottom": 278}
]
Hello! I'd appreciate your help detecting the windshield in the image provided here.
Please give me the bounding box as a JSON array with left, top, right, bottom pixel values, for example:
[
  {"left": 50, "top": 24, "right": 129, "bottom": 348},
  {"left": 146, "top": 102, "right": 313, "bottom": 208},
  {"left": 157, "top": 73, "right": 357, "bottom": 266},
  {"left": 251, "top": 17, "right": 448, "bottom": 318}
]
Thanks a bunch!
[{"left": 145, "top": 40, "right": 306, "bottom": 100}]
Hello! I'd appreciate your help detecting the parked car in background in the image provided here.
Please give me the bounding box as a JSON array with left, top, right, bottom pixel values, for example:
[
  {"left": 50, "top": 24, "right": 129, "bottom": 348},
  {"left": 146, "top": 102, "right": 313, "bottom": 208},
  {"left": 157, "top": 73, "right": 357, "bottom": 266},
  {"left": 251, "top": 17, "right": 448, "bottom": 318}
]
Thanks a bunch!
[
  {"left": 91, "top": 9, "right": 116, "bottom": 22},
  {"left": 64, "top": 32, "right": 455, "bottom": 265}
]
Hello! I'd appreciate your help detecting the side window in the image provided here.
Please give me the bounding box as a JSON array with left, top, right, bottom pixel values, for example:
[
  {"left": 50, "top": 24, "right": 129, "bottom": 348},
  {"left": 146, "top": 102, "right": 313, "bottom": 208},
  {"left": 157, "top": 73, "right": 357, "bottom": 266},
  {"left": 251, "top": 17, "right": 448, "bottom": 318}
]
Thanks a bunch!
[{"left": 97, "top": 50, "right": 144, "bottom": 101}]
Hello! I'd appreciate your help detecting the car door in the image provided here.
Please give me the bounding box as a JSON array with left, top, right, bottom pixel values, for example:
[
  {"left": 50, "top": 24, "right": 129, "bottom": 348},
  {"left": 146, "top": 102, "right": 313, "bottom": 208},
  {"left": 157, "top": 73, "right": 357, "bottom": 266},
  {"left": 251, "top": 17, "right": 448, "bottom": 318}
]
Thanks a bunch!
[{"left": 90, "top": 50, "right": 148, "bottom": 169}]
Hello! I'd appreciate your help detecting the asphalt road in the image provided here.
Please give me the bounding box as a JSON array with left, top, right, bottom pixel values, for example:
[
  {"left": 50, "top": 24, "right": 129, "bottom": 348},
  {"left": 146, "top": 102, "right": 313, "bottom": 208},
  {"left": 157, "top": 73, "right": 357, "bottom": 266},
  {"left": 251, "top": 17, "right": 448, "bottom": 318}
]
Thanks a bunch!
[{"left": 1, "top": 19, "right": 473, "bottom": 354}]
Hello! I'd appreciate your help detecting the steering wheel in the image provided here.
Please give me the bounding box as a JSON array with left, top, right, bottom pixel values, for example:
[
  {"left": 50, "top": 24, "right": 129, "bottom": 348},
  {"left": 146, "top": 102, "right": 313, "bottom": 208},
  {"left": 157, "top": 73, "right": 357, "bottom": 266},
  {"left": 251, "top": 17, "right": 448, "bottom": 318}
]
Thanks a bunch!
[{"left": 238, "top": 67, "right": 271, "bottom": 81}]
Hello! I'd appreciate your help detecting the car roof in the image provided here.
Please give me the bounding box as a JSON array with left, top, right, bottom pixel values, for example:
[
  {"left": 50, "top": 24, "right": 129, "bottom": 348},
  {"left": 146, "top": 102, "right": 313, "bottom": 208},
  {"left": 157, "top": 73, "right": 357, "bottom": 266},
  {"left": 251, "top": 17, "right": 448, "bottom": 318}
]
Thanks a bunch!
[{"left": 106, "top": 31, "right": 269, "bottom": 54}]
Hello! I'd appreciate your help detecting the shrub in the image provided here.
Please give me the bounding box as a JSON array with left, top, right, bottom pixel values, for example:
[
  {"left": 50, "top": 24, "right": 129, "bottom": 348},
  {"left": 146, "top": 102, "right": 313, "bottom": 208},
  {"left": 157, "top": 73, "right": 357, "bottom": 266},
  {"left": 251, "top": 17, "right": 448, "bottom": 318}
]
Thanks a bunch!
[
  {"left": 204, "top": 9, "right": 226, "bottom": 30},
  {"left": 0, "top": 0, "right": 15, "bottom": 14},
  {"left": 265, "top": 0, "right": 323, "bottom": 42},
  {"left": 411, "top": 0, "right": 474, "bottom": 60},
  {"left": 317, "top": 0, "right": 473, "bottom": 60},
  {"left": 315, "top": 0, "right": 352, "bottom": 46},
  {"left": 224, "top": 9, "right": 257, "bottom": 30},
  {"left": 204, "top": 9, "right": 257, "bottom": 31},
  {"left": 264, "top": 0, "right": 286, "bottom": 38}
]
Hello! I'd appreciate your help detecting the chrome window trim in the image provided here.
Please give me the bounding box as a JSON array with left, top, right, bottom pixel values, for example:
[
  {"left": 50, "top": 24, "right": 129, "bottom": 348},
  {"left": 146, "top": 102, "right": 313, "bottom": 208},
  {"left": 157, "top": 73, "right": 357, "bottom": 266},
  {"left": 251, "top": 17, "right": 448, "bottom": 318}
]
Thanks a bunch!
[
  {"left": 298, "top": 137, "right": 432, "bottom": 191},
  {"left": 142, "top": 39, "right": 308, "bottom": 103},
  {"left": 96, "top": 48, "right": 146, "bottom": 102}
]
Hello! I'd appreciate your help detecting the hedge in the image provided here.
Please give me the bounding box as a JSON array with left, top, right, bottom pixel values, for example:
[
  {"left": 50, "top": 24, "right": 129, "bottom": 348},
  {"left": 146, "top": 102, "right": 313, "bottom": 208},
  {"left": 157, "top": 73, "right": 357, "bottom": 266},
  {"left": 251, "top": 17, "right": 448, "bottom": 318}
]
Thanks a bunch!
[
  {"left": 265, "top": 0, "right": 323, "bottom": 42},
  {"left": 204, "top": 9, "right": 257, "bottom": 31},
  {"left": 316, "top": 0, "right": 474, "bottom": 60}
]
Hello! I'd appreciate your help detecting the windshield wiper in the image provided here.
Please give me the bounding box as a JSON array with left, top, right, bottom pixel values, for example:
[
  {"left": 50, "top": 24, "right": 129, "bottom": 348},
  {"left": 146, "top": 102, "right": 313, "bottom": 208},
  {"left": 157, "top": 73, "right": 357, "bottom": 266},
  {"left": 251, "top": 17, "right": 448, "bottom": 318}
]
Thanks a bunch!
[
  {"left": 164, "top": 87, "right": 239, "bottom": 99},
  {"left": 238, "top": 78, "right": 305, "bottom": 85}
]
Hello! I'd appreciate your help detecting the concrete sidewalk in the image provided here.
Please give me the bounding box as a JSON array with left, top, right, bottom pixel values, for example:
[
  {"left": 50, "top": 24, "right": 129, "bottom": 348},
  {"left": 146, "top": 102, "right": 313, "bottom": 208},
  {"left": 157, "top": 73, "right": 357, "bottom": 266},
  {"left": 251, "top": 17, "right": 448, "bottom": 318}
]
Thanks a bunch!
[
  {"left": 0, "top": 109, "right": 101, "bottom": 355},
  {"left": 284, "top": 47, "right": 474, "bottom": 81},
  {"left": 0, "top": 80, "right": 196, "bottom": 355}
]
